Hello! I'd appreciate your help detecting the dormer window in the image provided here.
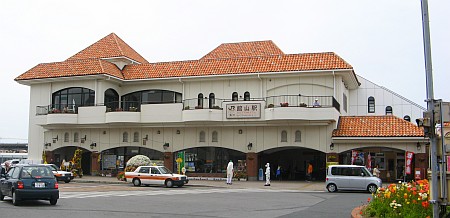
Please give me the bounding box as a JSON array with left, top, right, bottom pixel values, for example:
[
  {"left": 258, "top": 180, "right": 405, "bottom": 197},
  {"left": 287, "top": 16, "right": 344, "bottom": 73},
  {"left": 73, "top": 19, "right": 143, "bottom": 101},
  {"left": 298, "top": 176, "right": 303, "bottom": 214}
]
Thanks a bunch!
[{"left": 368, "top": 97, "right": 375, "bottom": 113}]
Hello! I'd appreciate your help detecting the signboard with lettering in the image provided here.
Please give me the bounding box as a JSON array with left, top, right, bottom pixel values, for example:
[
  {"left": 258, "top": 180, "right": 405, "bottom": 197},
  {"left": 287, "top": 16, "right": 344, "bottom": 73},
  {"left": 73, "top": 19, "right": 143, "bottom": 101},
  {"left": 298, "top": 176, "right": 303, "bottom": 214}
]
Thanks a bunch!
[{"left": 226, "top": 103, "right": 261, "bottom": 119}]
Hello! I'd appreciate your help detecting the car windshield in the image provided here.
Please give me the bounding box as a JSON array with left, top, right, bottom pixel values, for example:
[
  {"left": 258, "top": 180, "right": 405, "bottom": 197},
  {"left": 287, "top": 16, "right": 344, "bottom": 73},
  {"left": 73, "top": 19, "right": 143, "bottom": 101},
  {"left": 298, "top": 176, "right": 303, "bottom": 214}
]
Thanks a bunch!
[
  {"left": 21, "top": 166, "right": 54, "bottom": 179},
  {"left": 48, "top": 164, "right": 59, "bottom": 171},
  {"left": 158, "top": 167, "right": 172, "bottom": 174}
]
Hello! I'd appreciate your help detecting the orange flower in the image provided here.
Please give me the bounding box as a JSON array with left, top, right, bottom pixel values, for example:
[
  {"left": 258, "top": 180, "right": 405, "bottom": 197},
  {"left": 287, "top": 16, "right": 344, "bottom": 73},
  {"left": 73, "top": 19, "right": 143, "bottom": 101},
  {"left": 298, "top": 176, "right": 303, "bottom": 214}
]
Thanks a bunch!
[
  {"left": 422, "top": 201, "right": 429, "bottom": 208},
  {"left": 404, "top": 193, "right": 408, "bottom": 199}
]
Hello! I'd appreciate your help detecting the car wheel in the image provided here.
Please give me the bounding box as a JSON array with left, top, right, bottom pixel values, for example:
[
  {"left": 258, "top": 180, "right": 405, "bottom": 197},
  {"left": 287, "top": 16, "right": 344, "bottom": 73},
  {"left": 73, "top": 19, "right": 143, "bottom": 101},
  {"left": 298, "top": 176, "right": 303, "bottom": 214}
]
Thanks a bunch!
[
  {"left": 0, "top": 191, "right": 4, "bottom": 201},
  {"left": 12, "top": 191, "right": 20, "bottom": 206},
  {"left": 327, "top": 184, "right": 338, "bottom": 193},
  {"left": 367, "top": 184, "right": 378, "bottom": 193},
  {"left": 64, "top": 179, "right": 70, "bottom": 183},
  {"left": 132, "top": 178, "right": 141, "bottom": 187},
  {"left": 50, "top": 198, "right": 58, "bottom": 205},
  {"left": 165, "top": 179, "right": 174, "bottom": 188}
]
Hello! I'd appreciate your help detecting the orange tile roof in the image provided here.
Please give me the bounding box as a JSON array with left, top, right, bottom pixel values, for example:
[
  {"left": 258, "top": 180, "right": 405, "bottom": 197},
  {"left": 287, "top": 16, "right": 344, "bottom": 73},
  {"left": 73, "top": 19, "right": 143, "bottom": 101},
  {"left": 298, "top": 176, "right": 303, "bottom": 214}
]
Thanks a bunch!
[
  {"left": 15, "top": 59, "right": 123, "bottom": 81},
  {"left": 332, "top": 116, "right": 424, "bottom": 137},
  {"left": 66, "top": 33, "right": 149, "bottom": 64},
  {"left": 201, "top": 40, "right": 284, "bottom": 60},
  {"left": 15, "top": 33, "right": 354, "bottom": 81},
  {"left": 123, "top": 52, "right": 352, "bottom": 79}
]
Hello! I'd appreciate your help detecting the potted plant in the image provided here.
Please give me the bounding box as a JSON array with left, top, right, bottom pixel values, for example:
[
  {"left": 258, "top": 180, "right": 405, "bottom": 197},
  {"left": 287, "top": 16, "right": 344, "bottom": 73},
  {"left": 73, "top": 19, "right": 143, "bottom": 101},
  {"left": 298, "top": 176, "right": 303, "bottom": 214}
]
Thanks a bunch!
[
  {"left": 267, "top": 104, "right": 274, "bottom": 108},
  {"left": 280, "top": 102, "right": 289, "bottom": 107}
]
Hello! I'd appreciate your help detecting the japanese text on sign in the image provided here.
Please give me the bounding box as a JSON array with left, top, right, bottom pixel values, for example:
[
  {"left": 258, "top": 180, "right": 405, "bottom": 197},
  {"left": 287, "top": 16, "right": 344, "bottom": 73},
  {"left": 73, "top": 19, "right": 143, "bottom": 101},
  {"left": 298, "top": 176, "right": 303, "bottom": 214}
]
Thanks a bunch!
[{"left": 226, "top": 103, "right": 261, "bottom": 119}]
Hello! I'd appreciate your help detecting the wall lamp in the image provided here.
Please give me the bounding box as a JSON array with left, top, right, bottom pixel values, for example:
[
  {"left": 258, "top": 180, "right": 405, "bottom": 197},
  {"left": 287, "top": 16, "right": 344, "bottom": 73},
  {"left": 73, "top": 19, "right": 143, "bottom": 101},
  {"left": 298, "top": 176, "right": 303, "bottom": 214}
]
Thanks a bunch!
[
  {"left": 52, "top": 135, "right": 58, "bottom": 143},
  {"left": 330, "top": 143, "right": 334, "bottom": 151},
  {"left": 417, "top": 142, "right": 421, "bottom": 151},
  {"left": 44, "top": 143, "right": 51, "bottom": 149},
  {"left": 247, "top": 143, "right": 253, "bottom": 150},
  {"left": 90, "top": 142, "right": 97, "bottom": 149},
  {"left": 142, "top": 135, "right": 148, "bottom": 145},
  {"left": 163, "top": 143, "right": 170, "bottom": 150},
  {"left": 238, "top": 129, "right": 243, "bottom": 134},
  {"left": 80, "top": 135, "right": 87, "bottom": 143}
]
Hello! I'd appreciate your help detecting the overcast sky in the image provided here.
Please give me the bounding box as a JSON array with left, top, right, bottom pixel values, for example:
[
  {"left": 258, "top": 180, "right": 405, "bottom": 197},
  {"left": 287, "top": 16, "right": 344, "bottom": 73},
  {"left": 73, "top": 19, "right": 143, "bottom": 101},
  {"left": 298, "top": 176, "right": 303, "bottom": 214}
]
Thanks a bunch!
[{"left": 0, "top": 0, "right": 448, "bottom": 143}]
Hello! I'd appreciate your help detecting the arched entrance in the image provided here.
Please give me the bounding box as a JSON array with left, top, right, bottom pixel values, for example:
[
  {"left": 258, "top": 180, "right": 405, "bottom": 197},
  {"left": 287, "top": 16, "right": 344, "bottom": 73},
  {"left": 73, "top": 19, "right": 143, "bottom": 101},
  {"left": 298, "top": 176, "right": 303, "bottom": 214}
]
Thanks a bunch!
[
  {"left": 100, "top": 146, "right": 163, "bottom": 175},
  {"left": 174, "top": 147, "right": 246, "bottom": 177},
  {"left": 259, "top": 147, "right": 326, "bottom": 181},
  {"left": 339, "top": 147, "right": 418, "bottom": 182},
  {"left": 50, "top": 146, "right": 91, "bottom": 176}
]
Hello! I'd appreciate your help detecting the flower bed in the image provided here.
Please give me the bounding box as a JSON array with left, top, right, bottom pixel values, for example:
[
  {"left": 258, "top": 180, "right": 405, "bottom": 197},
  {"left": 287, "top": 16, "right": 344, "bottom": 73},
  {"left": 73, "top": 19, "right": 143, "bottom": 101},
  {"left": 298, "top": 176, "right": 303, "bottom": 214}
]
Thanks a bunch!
[{"left": 363, "top": 179, "right": 431, "bottom": 218}]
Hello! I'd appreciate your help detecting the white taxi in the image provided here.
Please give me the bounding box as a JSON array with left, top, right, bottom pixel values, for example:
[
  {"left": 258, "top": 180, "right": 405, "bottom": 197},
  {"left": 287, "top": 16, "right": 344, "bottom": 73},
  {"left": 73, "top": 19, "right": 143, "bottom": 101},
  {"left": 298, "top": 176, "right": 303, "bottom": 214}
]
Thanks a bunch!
[{"left": 125, "top": 166, "right": 188, "bottom": 188}]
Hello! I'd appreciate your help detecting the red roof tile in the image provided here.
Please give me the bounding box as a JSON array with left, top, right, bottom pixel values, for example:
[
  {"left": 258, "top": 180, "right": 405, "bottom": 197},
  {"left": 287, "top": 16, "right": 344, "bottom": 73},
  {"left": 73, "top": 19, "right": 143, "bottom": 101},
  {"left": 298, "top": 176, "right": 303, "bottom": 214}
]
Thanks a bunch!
[
  {"left": 66, "top": 33, "right": 149, "bottom": 64},
  {"left": 332, "top": 116, "right": 424, "bottom": 137},
  {"left": 201, "top": 40, "right": 284, "bottom": 60},
  {"left": 15, "top": 59, "right": 123, "bottom": 81},
  {"left": 123, "top": 52, "right": 352, "bottom": 80}
]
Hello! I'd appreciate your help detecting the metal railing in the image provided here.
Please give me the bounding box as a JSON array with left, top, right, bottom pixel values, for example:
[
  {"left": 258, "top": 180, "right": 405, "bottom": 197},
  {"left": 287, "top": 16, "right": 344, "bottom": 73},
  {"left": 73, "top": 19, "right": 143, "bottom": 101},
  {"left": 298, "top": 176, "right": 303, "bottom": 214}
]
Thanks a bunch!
[
  {"left": 36, "top": 95, "right": 341, "bottom": 115},
  {"left": 182, "top": 98, "right": 225, "bottom": 110},
  {"left": 265, "top": 95, "right": 340, "bottom": 112}
]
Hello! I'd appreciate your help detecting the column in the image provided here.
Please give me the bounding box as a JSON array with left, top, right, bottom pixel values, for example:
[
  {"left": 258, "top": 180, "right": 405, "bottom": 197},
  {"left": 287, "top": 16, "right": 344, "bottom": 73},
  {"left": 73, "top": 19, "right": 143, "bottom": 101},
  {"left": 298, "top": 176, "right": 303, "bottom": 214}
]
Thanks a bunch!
[
  {"left": 164, "top": 152, "right": 174, "bottom": 171},
  {"left": 246, "top": 152, "right": 258, "bottom": 181},
  {"left": 91, "top": 152, "right": 100, "bottom": 176}
]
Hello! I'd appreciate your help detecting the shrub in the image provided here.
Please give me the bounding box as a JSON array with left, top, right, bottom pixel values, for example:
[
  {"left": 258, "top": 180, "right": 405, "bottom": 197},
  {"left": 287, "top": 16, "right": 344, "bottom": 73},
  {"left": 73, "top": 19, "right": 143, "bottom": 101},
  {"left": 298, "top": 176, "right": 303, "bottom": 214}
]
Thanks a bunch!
[
  {"left": 125, "top": 155, "right": 152, "bottom": 172},
  {"left": 363, "top": 179, "right": 432, "bottom": 218}
]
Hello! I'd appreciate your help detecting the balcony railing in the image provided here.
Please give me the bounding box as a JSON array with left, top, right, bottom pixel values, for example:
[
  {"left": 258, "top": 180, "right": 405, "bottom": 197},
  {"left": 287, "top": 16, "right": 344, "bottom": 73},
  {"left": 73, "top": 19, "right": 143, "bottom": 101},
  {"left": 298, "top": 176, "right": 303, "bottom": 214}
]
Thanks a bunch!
[
  {"left": 36, "top": 95, "right": 341, "bottom": 115},
  {"left": 36, "top": 104, "right": 82, "bottom": 115},
  {"left": 182, "top": 98, "right": 225, "bottom": 110},
  {"left": 265, "top": 95, "right": 340, "bottom": 112}
]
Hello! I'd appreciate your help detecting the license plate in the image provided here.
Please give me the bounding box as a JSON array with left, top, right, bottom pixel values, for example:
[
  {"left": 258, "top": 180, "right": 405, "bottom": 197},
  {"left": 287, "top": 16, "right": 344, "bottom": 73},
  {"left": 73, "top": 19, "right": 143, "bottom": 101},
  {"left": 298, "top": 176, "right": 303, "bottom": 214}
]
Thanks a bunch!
[{"left": 34, "top": 182, "right": 45, "bottom": 188}]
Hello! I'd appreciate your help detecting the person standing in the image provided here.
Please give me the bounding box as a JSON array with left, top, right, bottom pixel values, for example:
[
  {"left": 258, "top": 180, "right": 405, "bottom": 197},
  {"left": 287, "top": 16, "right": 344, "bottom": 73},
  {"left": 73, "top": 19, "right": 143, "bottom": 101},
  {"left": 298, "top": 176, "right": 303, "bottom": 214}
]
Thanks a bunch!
[
  {"left": 264, "top": 163, "right": 271, "bottom": 186},
  {"left": 373, "top": 165, "right": 381, "bottom": 178},
  {"left": 276, "top": 165, "right": 281, "bottom": 181},
  {"left": 306, "top": 162, "right": 313, "bottom": 182},
  {"left": 226, "top": 160, "right": 234, "bottom": 185},
  {"left": 1, "top": 162, "right": 10, "bottom": 175}
]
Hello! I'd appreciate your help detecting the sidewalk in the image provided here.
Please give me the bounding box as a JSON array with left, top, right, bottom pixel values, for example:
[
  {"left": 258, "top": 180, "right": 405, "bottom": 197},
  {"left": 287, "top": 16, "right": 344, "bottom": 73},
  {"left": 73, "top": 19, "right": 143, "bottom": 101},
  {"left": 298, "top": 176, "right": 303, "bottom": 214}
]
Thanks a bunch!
[{"left": 73, "top": 175, "right": 325, "bottom": 191}]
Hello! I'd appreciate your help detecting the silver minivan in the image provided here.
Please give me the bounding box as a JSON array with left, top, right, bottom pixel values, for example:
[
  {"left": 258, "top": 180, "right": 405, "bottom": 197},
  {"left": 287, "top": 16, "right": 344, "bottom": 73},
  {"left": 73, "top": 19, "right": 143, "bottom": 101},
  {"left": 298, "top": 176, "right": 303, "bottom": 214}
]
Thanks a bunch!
[{"left": 325, "top": 165, "right": 382, "bottom": 193}]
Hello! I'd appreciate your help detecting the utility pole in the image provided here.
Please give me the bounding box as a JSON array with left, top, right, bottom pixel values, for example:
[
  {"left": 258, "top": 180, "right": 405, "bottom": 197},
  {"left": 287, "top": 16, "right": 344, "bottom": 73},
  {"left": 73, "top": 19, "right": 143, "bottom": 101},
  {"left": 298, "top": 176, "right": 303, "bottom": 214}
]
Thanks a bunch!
[{"left": 420, "top": 0, "right": 439, "bottom": 217}]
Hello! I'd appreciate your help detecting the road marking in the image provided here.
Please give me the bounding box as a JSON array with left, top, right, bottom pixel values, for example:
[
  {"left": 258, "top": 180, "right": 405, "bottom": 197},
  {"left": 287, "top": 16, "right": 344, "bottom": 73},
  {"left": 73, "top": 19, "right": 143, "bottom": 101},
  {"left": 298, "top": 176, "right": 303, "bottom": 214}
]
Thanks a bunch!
[{"left": 59, "top": 188, "right": 310, "bottom": 199}]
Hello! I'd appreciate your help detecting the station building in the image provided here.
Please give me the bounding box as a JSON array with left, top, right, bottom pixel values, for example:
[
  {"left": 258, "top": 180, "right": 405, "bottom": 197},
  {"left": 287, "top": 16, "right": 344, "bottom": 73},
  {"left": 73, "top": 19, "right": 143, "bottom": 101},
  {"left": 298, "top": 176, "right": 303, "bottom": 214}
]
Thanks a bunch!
[{"left": 15, "top": 33, "right": 427, "bottom": 181}]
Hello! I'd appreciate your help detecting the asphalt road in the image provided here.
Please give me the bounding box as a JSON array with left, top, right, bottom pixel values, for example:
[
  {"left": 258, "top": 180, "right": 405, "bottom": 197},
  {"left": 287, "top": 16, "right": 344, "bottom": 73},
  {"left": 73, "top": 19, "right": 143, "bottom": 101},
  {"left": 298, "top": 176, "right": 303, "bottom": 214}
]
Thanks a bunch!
[{"left": 0, "top": 183, "right": 370, "bottom": 218}]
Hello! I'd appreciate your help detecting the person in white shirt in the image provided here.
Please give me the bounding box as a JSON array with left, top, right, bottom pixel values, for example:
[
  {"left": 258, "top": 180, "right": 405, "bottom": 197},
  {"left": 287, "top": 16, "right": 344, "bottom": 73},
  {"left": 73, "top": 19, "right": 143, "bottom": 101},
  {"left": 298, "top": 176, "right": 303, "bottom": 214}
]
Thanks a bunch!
[
  {"left": 313, "top": 99, "right": 321, "bottom": 107},
  {"left": 226, "top": 160, "right": 234, "bottom": 185},
  {"left": 373, "top": 165, "right": 381, "bottom": 178},
  {"left": 264, "top": 163, "right": 271, "bottom": 186}
]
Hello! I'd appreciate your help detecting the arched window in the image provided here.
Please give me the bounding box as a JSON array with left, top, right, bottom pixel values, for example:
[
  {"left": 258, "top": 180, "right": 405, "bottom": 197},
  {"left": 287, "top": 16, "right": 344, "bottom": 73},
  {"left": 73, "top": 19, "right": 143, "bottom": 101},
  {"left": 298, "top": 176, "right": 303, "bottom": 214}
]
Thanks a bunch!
[
  {"left": 133, "top": 132, "right": 139, "bottom": 142},
  {"left": 197, "top": 93, "right": 204, "bottom": 108},
  {"left": 244, "top": 91, "right": 250, "bottom": 101},
  {"left": 281, "top": 130, "right": 288, "bottom": 142},
  {"left": 404, "top": 115, "right": 411, "bottom": 122},
  {"left": 232, "top": 92, "right": 238, "bottom": 101},
  {"left": 64, "top": 132, "right": 69, "bottom": 142},
  {"left": 74, "top": 132, "right": 79, "bottom": 142},
  {"left": 52, "top": 87, "right": 95, "bottom": 112},
  {"left": 199, "top": 131, "right": 206, "bottom": 142},
  {"left": 212, "top": 131, "right": 218, "bottom": 142},
  {"left": 368, "top": 96, "right": 375, "bottom": 113},
  {"left": 123, "top": 132, "right": 129, "bottom": 142},
  {"left": 105, "top": 88, "right": 119, "bottom": 111},
  {"left": 295, "top": 130, "right": 301, "bottom": 142},
  {"left": 386, "top": 106, "right": 393, "bottom": 115},
  {"left": 209, "top": 93, "right": 215, "bottom": 109}
]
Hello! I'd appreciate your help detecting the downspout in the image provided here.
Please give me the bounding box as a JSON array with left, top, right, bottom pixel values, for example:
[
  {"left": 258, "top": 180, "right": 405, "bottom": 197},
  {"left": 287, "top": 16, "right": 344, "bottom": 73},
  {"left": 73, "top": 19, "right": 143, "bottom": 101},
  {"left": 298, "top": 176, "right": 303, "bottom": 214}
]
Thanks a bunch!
[
  {"left": 332, "top": 71, "right": 336, "bottom": 98},
  {"left": 179, "top": 78, "right": 184, "bottom": 101},
  {"left": 258, "top": 74, "right": 263, "bottom": 99},
  {"left": 95, "top": 79, "right": 98, "bottom": 105}
]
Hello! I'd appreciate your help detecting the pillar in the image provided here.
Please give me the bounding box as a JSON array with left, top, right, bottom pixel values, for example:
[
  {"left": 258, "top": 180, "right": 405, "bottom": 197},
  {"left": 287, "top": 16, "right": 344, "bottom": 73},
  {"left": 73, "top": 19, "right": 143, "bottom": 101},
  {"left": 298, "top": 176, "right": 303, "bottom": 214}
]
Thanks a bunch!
[
  {"left": 164, "top": 152, "right": 174, "bottom": 171},
  {"left": 91, "top": 152, "right": 100, "bottom": 176},
  {"left": 246, "top": 152, "right": 258, "bottom": 181}
]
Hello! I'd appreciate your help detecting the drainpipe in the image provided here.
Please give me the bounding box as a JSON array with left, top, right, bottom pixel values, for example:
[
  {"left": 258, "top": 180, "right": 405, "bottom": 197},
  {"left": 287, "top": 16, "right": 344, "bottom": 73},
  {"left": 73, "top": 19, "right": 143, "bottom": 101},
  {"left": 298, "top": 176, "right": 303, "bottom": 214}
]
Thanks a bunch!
[
  {"left": 332, "top": 71, "right": 336, "bottom": 98},
  {"left": 179, "top": 78, "right": 184, "bottom": 101},
  {"left": 258, "top": 74, "right": 263, "bottom": 99}
]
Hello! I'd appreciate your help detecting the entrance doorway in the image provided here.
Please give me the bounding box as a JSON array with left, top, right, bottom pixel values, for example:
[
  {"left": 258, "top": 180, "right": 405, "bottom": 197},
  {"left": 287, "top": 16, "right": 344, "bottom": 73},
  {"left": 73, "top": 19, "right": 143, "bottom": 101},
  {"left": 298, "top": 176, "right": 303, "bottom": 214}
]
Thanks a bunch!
[{"left": 259, "top": 147, "right": 326, "bottom": 181}]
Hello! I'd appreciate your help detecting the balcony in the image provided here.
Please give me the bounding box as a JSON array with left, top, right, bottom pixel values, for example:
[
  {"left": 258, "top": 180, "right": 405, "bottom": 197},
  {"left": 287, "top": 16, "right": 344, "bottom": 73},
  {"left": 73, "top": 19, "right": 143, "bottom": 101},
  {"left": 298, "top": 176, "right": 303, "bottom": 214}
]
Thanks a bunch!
[
  {"left": 35, "top": 95, "right": 342, "bottom": 125},
  {"left": 264, "top": 95, "right": 341, "bottom": 122}
]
